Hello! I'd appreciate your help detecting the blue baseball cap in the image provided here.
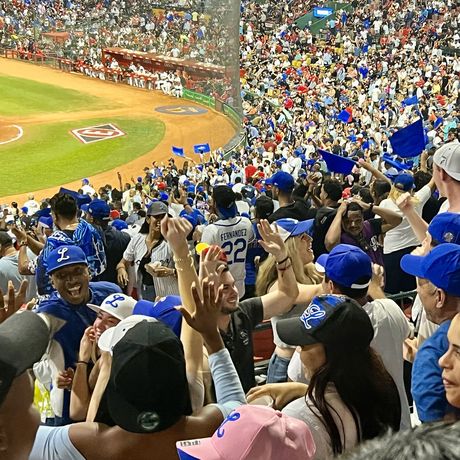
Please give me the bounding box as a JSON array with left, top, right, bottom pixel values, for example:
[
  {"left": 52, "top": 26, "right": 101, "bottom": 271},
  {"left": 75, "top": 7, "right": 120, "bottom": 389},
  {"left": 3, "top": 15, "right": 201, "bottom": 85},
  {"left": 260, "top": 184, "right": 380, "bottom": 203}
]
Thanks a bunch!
[
  {"left": 393, "top": 173, "right": 414, "bottom": 192},
  {"left": 265, "top": 171, "right": 295, "bottom": 193},
  {"left": 46, "top": 245, "right": 88, "bottom": 274},
  {"left": 36, "top": 207, "right": 52, "bottom": 218},
  {"left": 275, "top": 218, "right": 314, "bottom": 242},
  {"left": 400, "top": 244, "right": 460, "bottom": 296},
  {"left": 38, "top": 216, "right": 53, "bottom": 229},
  {"left": 179, "top": 211, "right": 198, "bottom": 230},
  {"left": 428, "top": 212, "right": 460, "bottom": 245},
  {"left": 317, "top": 244, "right": 372, "bottom": 289},
  {"left": 133, "top": 296, "right": 182, "bottom": 337},
  {"left": 111, "top": 219, "right": 128, "bottom": 231},
  {"left": 276, "top": 294, "right": 374, "bottom": 349},
  {"left": 87, "top": 199, "right": 110, "bottom": 220}
]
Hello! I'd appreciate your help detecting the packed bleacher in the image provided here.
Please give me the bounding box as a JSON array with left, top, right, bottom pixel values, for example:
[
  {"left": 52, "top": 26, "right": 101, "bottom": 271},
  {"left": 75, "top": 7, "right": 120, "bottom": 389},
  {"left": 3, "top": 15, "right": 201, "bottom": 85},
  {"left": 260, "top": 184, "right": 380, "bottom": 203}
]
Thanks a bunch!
[{"left": 2, "top": 0, "right": 460, "bottom": 459}]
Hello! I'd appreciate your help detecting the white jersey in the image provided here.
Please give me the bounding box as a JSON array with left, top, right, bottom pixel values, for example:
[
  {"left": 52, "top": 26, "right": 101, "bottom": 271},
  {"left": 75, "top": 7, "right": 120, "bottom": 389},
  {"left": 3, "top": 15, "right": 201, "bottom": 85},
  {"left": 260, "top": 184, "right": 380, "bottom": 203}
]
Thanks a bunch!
[{"left": 201, "top": 216, "right": 254, "bottom": 297}]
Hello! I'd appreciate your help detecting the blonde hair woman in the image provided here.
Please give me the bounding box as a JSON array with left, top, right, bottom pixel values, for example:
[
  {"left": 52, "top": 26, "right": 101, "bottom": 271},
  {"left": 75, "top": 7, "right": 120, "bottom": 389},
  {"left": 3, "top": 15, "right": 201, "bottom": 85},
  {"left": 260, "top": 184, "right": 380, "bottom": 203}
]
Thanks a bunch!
[{"left": 256, "top": 218, "right": 322, "bottom": 383}]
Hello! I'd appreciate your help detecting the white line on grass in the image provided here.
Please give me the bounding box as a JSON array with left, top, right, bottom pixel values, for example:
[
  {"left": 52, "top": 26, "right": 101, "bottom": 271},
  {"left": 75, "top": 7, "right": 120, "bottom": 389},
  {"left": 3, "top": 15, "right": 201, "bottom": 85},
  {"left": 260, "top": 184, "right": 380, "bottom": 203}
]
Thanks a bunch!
[{"left": 0, "top": 125, "right": 23, "bottom": 145}]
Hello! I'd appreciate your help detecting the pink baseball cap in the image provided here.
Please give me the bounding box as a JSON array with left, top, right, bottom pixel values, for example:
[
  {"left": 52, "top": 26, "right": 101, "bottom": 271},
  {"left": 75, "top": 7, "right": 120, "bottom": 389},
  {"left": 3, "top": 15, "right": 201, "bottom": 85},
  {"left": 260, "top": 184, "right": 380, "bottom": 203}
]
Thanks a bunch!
[{"left": 176, "top": 405, "right": 316, "bottom": 460}]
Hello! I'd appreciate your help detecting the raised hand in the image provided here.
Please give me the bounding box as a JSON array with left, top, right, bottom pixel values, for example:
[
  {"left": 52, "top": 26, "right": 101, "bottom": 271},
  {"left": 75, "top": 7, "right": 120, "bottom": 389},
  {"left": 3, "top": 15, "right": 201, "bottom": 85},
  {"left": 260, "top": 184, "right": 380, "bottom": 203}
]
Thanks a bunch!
[
  {"left": 160, "top": 216, "right": 192, "bottom": 256},
  {"left": 395, "top": 192, "right": 414, "bottom": 214},
  {"left": 177, "top": 278, "right": 224, "bottom": 353},
  {"left": 199, "top": 245, "right": 226, "bottom": 286},
  {"left": 257, "top": 219, "right": 288, "bottom": 262},
  {"left": 79, "top": 326, "right": 96, "bottom": 362},
  {"left": 0, "top": 280, "right": 28, "bottom": 323}
]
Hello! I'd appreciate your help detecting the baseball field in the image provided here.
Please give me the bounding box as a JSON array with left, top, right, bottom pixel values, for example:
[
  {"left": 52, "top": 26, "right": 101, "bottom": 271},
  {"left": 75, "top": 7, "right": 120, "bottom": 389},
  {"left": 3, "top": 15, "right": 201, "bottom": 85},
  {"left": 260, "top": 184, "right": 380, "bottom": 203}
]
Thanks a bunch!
[{"left": 0, "top": 58, "right": 237, "bottom": 203}]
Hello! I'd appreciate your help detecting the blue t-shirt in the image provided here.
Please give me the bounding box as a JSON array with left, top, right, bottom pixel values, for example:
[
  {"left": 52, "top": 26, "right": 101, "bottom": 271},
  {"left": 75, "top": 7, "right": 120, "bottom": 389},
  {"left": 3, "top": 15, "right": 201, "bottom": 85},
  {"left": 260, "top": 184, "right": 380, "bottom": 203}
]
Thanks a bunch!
[
  {"left": 35, "top": 281, "right": 121, "bottom": 423},
  {"left": 412, "top": 320, "right": 460, "bottom": 422}
]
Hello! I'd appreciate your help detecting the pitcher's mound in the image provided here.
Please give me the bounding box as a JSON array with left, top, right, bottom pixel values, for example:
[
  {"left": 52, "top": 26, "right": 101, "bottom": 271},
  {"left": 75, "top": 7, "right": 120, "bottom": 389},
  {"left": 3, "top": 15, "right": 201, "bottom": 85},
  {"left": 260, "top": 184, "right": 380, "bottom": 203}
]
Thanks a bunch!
[{"left": 0, "top": 125, "right": 23, "bottom": 145}]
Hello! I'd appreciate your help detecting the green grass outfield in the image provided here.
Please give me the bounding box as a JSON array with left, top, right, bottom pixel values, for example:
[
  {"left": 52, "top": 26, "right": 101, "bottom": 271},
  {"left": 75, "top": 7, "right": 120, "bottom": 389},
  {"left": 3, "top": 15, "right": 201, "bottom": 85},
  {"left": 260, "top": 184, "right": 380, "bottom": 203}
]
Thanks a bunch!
[
  {"left": 0, "top": 75, "right": 115, "bottom": 116},
  {"left": 0, "top": 116, "right": 165, "bottom": 196}
]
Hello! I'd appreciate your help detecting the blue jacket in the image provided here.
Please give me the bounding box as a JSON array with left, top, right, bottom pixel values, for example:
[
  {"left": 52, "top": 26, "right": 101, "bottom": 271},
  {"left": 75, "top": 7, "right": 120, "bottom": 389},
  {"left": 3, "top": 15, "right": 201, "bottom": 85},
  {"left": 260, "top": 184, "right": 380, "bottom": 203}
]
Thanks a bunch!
[{"left": 412, "top": 320, "right": 460, "bottom": 422}]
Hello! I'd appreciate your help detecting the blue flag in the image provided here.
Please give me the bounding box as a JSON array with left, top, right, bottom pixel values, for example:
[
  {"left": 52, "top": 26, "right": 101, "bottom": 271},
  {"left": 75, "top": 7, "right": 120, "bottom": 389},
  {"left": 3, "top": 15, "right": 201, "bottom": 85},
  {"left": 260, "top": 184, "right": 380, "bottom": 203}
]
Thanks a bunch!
[
  {"left": 337, "top": 109, "right": 352, "bottom": 123},
  {"left": 318, "top": 149, "right": 356, "bottom": 175},
  {"left": 193, "top": 143, "right": 211, "bottom": 154},
  {"left": 402, "top": 95, "right": 418, "bottom": 107},
  {"left": 389, "top": 118, "right": 426, "bottom": 158},
  {"left": 172, "top": 146, "right": 185, "bottom": 157},
  {"left": 382, "top": 154, "right": 411, "bottom": 171}
]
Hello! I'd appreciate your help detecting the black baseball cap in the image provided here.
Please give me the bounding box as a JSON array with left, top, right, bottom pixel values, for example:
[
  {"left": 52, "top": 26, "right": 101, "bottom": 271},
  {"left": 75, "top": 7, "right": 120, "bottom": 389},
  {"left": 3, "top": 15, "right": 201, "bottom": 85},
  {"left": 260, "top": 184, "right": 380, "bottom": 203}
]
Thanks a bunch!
[
  {"left": 276, "top": 295, "right": 373, "bottom": 350},
  {"left": 0, "top": 312, "right": 50, "bottom": 406},
  {"left": 103, "top": 319, "right": 192, "bottom": 433},
  {"left": 212, "top": 185, "right": 236, "bottom": 209}
]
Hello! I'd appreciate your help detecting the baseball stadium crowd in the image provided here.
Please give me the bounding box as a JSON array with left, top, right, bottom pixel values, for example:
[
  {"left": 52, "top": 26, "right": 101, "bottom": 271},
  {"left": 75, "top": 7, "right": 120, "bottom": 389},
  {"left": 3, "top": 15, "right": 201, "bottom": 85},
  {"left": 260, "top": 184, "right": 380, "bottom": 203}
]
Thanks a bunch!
[{"left": 3, "top": 0, "right": 460, "bottom": 459}]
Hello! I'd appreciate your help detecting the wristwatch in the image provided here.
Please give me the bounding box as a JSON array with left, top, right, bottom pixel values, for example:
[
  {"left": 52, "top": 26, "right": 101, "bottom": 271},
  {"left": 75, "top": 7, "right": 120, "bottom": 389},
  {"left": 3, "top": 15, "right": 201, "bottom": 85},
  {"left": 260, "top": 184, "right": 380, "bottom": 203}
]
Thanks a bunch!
[{"left": 19, "top": 240, "right": 28, "bottom": 247}]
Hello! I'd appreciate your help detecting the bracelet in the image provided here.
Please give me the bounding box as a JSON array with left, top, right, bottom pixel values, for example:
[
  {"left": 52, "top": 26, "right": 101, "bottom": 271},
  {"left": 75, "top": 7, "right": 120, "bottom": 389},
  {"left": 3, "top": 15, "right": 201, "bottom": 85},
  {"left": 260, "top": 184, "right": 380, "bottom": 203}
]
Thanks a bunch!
[
  {"left": 173, "top": 254, "right": 193, "bottom": 264},
  {"left": 369, "top": 203, "right": 374, "bottom": 213},
  {"left": 77, "top": 361, "right": 88, "bottom": 365},
  {"left": 277, "top": 262, "right": 292, "bottom": 272},
  {"left": 276, "top": 256, "right": 290, "bottom": 266}
]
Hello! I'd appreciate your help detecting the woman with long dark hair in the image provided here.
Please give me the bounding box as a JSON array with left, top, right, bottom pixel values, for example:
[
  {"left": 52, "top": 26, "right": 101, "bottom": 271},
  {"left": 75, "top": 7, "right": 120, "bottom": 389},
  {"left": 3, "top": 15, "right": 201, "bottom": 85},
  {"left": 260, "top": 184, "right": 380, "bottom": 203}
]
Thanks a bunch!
[{"left": 249, "top": 294, "right": 401, "bottom": 458}]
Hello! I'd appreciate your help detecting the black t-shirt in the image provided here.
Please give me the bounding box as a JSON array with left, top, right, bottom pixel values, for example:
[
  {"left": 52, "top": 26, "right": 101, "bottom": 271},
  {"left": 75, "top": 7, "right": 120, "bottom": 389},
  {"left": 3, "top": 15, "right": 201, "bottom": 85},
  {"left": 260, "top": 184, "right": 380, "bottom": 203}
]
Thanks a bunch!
[
  {"left": 268, "top": 200, "right": 316, "bottom": 223},
  {"left": 220, "top": 297, "right": 264, "bottom": 393},
  {"left": 312, "top": 205, "right": 340, "bottom": 259},
  {"left": 97, "top": 226, "right": 131, "bottom": 284}
]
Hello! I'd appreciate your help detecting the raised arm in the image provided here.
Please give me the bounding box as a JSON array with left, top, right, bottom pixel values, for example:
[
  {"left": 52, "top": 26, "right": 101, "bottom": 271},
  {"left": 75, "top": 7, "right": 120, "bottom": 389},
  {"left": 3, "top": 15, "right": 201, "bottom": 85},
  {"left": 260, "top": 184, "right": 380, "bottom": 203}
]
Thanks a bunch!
[
  {"left": 396, "top": 192, "right": 429, "bottom": 243},
  {"left": 352, "top": 198, "right": 402, "bottom": 233},
  {"left": 70, "top": 327, "right": 97, "bottom": 421},
  {"left": 256, "top": 220, "right": 299, "bottom": 320},
  {"left": 161, "top": 216, "right": 204, "bottom": 411},
  {"left": 325, "top": 201, "right": 347, "bottom": 251},
  {"left": 358, "top": 159, "right": 391, "bottom": 184}
]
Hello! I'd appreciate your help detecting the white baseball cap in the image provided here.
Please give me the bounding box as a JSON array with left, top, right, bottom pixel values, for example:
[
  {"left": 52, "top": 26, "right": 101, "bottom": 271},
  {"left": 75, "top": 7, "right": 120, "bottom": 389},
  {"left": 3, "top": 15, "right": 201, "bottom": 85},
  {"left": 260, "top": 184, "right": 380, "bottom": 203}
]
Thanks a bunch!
[
  {"left": 98, "top": 315, "right": 157, "bottom": 353},
  {"left": 433, "top": 142, "right": 460, "bottom": 181},
  {"left": 88, "top": 293, "right": 136, "bottom": 322}
]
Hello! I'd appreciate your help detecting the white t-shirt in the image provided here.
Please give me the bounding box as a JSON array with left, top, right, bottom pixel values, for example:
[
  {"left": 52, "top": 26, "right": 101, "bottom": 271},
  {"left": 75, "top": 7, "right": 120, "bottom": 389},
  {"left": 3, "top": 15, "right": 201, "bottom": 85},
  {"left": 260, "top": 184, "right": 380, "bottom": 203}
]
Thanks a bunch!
[
  {"left": 288, "top": 298, "right": 412, "bottom": 430},
  {"left": 379, "top": 185, "right": 432, "bottom": 253},
  {"left": 201, "top": 216, "right": 254, "bottom": 296},
  {"left": 283, "top": 384, "right": 358, "bottom": 459}
]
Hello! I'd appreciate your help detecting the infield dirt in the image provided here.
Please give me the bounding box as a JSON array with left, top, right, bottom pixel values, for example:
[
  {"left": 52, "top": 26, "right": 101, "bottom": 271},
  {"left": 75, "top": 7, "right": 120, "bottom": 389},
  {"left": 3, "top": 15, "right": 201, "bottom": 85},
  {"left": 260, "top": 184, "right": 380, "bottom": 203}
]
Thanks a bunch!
[{"left": 0, "top": 57, "right": 237, "bottom": 203}]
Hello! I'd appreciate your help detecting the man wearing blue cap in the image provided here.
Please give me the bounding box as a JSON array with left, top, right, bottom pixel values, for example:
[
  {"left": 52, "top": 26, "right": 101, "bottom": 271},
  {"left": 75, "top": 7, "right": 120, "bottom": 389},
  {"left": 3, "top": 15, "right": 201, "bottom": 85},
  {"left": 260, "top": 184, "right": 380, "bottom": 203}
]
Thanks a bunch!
[
  {"left": 288, "top": 244, "right": 413, "bottom": 429},
  {"left": 35, "top": 245, "right": 121, "bottom": 426},
  {"left": 401, "top": 244, "right": 460, "bottom": 422},
  {"left": 266, "top": 171, "right": 315, "bottom": 223},
  {"left": 34, "top": 192, "right": 107, "bottom": 295}
]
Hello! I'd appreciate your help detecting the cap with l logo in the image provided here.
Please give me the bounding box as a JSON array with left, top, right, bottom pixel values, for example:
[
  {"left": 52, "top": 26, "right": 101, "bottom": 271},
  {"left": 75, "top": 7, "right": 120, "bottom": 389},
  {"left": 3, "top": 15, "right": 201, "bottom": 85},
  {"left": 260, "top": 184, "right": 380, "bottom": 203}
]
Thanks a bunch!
[{"left": 46, "top": 245, "right": 88, "bottom": 274}]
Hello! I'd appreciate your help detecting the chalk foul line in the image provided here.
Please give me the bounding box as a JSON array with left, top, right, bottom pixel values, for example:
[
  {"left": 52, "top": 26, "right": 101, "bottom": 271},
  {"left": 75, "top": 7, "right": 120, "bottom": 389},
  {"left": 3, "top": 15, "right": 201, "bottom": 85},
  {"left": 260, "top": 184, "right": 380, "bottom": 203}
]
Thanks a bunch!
[{"left": 0, "top": 125, "right": 24, "bottom": 145}]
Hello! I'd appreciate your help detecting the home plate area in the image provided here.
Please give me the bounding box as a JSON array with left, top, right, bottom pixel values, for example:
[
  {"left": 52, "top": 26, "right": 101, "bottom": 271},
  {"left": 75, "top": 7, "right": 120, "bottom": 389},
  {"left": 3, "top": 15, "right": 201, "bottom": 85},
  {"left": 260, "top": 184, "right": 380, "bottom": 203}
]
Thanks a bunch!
[{"left": 71, "top": 123, "right": 126, "bottom": 144}]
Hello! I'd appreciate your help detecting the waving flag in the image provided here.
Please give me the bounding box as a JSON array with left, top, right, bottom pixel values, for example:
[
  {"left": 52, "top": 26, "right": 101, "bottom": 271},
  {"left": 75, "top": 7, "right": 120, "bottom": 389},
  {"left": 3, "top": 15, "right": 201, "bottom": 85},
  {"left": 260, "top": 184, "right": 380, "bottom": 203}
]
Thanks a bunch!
[
  {"left": 382, "top": 154, "right": 411, "bottom": 171},
  {"left": 193, "top": 143, "right": 211, "bottom": 154},
  {"left": 337, "top": 108, "right": 353, "bottom": 123},
  {"left": 389, "top": 118, "right": 426, "bottom": 158},
  {"left": 318, "top": 149, "right": 356, "bottom": 175},
  {"left": 402, "top": 95, "right": 418, "bottom": 107},
  {"left": 172, "top": 146, "right": 185, "bottom": 157}
]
